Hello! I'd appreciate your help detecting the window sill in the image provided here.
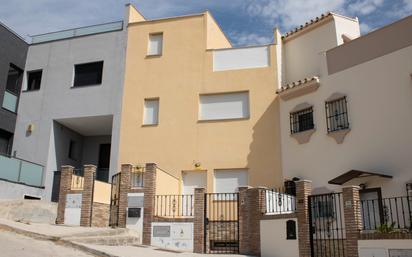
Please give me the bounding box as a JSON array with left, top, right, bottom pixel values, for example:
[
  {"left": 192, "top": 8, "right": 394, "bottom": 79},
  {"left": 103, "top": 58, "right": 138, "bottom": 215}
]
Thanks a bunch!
[
  {"left": 198, "top": 117, "right": 250, "bottom": 123},
  {"left": 290, "top": 128, "right": 316, "bottom": 144},
  {"left": 22, "top": 89, "right": 41, "bottom": 93},
  {"left": 327, "top": 128, "right": 350, "bottom": 144},
  {"left": 146, "top": 54, "right": 162, "bottom": 58},
  {"left": 142, "top": 124, "right": 158, "bottom": 127},
  {"left": 70, "top": 84, "right": 102, "bottom": 89}
]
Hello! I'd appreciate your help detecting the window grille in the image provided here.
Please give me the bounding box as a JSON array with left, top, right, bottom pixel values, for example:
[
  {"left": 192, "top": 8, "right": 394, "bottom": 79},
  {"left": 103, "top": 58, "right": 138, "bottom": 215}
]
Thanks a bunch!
[
  {"left": 290, "top": 107, "right": 314, "bottom": 134},
  {"left": 325, "top": 97, "right": 349, "bottom": 133}
]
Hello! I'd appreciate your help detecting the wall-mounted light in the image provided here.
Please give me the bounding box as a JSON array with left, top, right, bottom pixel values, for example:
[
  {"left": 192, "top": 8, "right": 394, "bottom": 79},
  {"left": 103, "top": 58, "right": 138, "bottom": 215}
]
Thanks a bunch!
[
  {"left": 27, "top": 124, "right": 34, "bottom": 133},
  {"left": 194, "top": 162, "right": 201, "bottom": 169}
]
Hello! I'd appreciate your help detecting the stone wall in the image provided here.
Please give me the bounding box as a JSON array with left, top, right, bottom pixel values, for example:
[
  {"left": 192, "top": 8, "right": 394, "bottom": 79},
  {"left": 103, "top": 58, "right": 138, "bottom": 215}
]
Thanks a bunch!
[{"left": 91, "top": 202, "right": 110, "bottom": 227}]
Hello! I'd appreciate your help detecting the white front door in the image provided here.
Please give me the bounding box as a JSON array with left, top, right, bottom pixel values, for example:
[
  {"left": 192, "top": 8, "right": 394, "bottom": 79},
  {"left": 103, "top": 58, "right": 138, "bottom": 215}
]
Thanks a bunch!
[{"left": 182, "top": 171, "right": 207, "bottom": 194}]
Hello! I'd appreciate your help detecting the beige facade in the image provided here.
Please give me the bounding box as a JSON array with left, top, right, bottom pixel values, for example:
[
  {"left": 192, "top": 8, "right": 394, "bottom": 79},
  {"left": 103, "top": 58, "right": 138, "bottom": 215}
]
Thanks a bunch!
[{"left": 118, "top": 6, "right": 282, "bottom": 193}]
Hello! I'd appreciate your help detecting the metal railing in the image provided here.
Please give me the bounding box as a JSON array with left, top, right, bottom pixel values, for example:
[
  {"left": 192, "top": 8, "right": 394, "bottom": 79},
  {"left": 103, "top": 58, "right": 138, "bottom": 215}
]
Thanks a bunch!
[
  {"left": 360, "top": 196, "right": 412, "bottom": 232},
  {"left": 0, "top": 153, "right": 44, "bottom": 187},
  {"left": 31, "top": 21, "right": 123, "bottom": 44},
  {"left": 154, "top": 194, "right": 194, "bottom": 218},
  {"left": 263, "top": 188, "right": 296, "bottom": 215}
]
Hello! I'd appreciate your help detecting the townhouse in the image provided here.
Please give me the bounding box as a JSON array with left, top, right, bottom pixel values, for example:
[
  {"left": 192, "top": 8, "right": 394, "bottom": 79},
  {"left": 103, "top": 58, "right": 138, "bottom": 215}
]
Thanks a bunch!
[
  {"left": 10, "top": 17, "right": 128, "bottom": 200},
  {"left": 276, "top": 13, "right": 412, "bottom": 200},
  {"left": 118, "top": 6, "right": 282, "bottom": 195}
]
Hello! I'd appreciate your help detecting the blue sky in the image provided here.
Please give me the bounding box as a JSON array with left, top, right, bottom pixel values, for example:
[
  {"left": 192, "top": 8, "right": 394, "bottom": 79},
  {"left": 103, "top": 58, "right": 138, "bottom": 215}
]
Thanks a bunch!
[{"left": 0, "top": 0, "right": 411, "bottom": 46}]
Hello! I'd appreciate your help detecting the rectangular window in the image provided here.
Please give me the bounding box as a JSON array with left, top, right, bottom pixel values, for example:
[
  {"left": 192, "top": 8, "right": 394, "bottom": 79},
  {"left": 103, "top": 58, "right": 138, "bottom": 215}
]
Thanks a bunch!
[
  {"left": 73, "top": 61, "right": 103, "bottom": 87},
  {"left": 143, "top": 98, "right": 159, "bottom": 125},
  {"left": 199, "top": 92, "right": 249, "bottom": 121},
  {"left": 214, "top": 169, "right": 248, "bottom": 193},
  {"left": 290, "top": 107, "right": 314, "bottom": 134},
  {"left": 325, "top": 97, "right": 349, "bottom": 133},
  {"left": 27, "top": 70, "right": 42, "bottom": 91},
  {"left": 68, "top": 140, "right": 78, "bottom": 160},
  {"left": 147, "top": 33, "right": 163, "bottom": 56},
  {"left": 6, "top": 64, "right": 23, "bottom": 94}
]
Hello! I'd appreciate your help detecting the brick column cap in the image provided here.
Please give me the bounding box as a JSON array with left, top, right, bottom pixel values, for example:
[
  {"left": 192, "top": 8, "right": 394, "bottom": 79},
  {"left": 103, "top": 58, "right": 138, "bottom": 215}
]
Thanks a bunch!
[
  {"left": 295, "top": 179, "right": 312, "bottom": 183},
  {"left": 61, "top": 165, "right": 75, "bottom": 169},
  {"left": 121, "top": 163, "right": 134, "bottom": 167},
  {"left": 145, "top": 163, "right": 157, "bottom": 167},
  {"left": 194, "top": 187, "right": 205, "bottom": 192},
  {"left": 238, "top": 186, "right": 252, "bottom": 191},
  {"left": 83, "top": 164, "right": 97, "bottom": 169},
  {"left": 342, "top": 185, "right": 361, "bottom": 190}
]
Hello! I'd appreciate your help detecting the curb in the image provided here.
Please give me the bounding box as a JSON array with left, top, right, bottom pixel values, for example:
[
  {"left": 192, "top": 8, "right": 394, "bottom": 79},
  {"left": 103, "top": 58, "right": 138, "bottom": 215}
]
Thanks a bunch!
[{"left": 0, "top": 224, "right": 118, "bottom": 257}]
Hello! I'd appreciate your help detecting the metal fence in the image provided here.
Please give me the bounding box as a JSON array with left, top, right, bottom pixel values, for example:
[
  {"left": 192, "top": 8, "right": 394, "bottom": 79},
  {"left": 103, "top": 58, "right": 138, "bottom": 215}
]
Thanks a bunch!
[
  {"left": 263, "top": 188, "right": 296, "bottom": 215},
  {"left": 154, "top": 194, "right": 194, "bottom": 217},
  {"left": 360, "top": 196, "right": 412, "bottom": 232}
]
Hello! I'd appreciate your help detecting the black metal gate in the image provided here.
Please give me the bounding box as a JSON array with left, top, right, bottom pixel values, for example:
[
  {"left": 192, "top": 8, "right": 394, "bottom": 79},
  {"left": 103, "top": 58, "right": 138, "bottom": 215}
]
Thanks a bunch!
[
  {"left": 109, "top": 172, "right": 121, "bottom": 227},
  {"left": 309, "top": 192, "right": 346, "bottom": 257},
  {"left": 204, "top": 193, "right": 239, "bottom": 254}
]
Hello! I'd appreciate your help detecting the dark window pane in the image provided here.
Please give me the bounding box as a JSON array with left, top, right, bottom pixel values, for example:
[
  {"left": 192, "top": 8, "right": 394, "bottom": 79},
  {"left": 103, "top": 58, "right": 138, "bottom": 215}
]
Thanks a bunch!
[
  {"left": 68, "top": 140, "right": 77, "bottom": 160},
  {"left": 27, "top": 70, "right": 42, "bottom": 91},
  {"left": 73, "top": 61, "right": 103, "bottom": 87},
  {"left": 325, "top": 97, "right": 349, "bottom": 133},
  {"left": 6, "top": 64, "right": 23, "bottom": 94},
  {"left": 290, "top": 107, "right": 314, "bottom": 134},
  {"left": 0, "top": 129, "right": 13, "bottom": 155}
]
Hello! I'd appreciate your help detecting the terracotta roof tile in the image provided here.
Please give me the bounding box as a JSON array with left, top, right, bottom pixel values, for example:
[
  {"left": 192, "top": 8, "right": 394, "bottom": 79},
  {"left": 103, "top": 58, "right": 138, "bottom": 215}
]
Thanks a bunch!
[
  {"left": 276, "top": 76, "right": 319, "bottom": 94},
  {"left": 282, "top": 12, "right": 332, "bottom": 40}
]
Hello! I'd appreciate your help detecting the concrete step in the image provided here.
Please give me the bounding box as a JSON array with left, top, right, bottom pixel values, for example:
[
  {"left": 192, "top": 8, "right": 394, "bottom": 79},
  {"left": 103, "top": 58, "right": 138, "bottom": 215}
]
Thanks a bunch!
[
  {"left": 69, "top": 235, "right": 140, "bottom": 246},
  {"left": 61, "top": 228, "right": 130, "bottom": 239}
]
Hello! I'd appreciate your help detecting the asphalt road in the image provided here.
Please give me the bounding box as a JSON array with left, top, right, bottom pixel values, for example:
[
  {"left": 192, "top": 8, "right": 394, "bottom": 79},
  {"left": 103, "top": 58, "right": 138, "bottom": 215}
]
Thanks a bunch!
[{"left": 0, "top": 230, "right": 93, "bottom": 257}]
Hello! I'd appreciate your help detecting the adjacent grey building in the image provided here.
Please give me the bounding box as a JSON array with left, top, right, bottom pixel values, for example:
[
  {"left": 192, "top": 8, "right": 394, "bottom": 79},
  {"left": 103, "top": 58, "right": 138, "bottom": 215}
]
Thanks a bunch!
[{"left": 0, "top": 22, "right": 28, "bottom": 155}]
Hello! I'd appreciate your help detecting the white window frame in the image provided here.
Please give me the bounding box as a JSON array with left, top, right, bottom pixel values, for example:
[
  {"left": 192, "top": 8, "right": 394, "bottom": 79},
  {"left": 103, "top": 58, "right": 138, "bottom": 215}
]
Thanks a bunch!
[
  {"left": 199, "top": 91, "right": 250, "bottom": 121},
  {"left": 143, "top": 98, "right": 159, "bottom": 125},
  {"left": 147, "top": 33, "right": 163, "bottom": 56}
]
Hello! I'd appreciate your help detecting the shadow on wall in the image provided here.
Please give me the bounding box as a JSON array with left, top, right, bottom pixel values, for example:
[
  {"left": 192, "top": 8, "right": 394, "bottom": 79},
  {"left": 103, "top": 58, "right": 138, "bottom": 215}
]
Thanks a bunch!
[{"left": 247, "top": 97, "right": 283, "bottom": 188}]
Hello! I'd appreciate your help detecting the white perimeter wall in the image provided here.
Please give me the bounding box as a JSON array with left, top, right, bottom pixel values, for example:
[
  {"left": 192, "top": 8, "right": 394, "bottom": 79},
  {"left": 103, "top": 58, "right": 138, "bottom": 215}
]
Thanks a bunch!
[
  {"left": 12, "top": 29, "right": 127, "bottom": 200},
  {"left": 359, "top": 240, "right": 412, "bottom": 257},
  {"left": 213, "top": 46, "right": 270, "bottom": 71},
  {"left": 260, "top": 218, "right": 299, "bottom": 257},
  {"left": 151, "top": 222, "right": 193, "bottom": 252},
  {"left": 280, "top": 44, "right": 412, "bottom": 196}
]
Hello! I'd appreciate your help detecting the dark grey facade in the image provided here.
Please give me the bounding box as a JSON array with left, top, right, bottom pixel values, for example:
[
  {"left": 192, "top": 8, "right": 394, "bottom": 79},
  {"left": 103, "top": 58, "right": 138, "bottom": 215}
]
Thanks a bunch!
[{"left": 0, "top": 22, "right": 28, "bottom": 154}]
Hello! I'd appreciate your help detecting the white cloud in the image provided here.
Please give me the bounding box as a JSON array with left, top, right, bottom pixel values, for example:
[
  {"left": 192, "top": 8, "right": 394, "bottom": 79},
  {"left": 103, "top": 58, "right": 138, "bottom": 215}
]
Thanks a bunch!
[
  {"left": 245, "top": 0, "right": 345, "bottom": 32},
  {"left": 230, "top": 32, "right": 273, "bottom": 46},
  {"left": 359, "top": 22, "right": 372, "bottom": 33},
  {"left": 347, "top": 0, "right": 384, "bottom": 15}
]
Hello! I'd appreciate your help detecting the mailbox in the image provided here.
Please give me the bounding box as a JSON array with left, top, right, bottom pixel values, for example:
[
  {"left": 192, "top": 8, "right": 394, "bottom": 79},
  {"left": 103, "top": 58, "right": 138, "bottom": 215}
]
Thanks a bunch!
[{"left": 128, "top": 207, "right": 141, "bottom": 218}]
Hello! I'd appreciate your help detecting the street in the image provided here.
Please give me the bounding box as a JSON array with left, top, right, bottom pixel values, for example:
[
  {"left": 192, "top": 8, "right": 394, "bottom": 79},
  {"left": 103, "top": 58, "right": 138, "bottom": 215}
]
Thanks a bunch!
[{"left": 0, "top": 230, "right": 93, "bottom": 257}]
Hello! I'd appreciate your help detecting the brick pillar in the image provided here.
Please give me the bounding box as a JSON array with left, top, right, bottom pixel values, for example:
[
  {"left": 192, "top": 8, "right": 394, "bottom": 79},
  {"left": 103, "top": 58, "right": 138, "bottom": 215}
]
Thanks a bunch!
[
  {"left": 118, "top": 164, "right": 133, "bottom": 228},
  {"left": 80, "top": 165, "right": 96, "bottom": 227},
  {"left": 342, "top": 186, "right": 362, "bottom": 257},
  {"left": 239, "top": 187, "right": 263, "bottom": 256},
  {"left": 296, "top": 180, "right": 312, "bottom": 257},
  {"left": 193, "top": 188, "right": 206, "bottom": 253},
  {"left": 142, "top": 163, "right": 157, "bottom": 245},
  {"left": 56, "top": 166, "right": 74, "bottom": 224}
]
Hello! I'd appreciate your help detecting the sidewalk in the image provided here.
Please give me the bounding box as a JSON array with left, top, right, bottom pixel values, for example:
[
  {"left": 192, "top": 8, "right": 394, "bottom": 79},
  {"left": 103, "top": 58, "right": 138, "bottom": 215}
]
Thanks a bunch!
[{"left": 0, "top": 219, "right": 250, "bottom": 257}]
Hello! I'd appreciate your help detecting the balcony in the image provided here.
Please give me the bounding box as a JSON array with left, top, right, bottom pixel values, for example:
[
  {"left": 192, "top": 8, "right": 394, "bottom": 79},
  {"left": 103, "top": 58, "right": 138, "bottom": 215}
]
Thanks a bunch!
[
  {"left": 0, "top": 154, "right": 44, "bottom": 187},
  {"left": 2, "top": 90, "right": 18, "bottom": 113}
]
